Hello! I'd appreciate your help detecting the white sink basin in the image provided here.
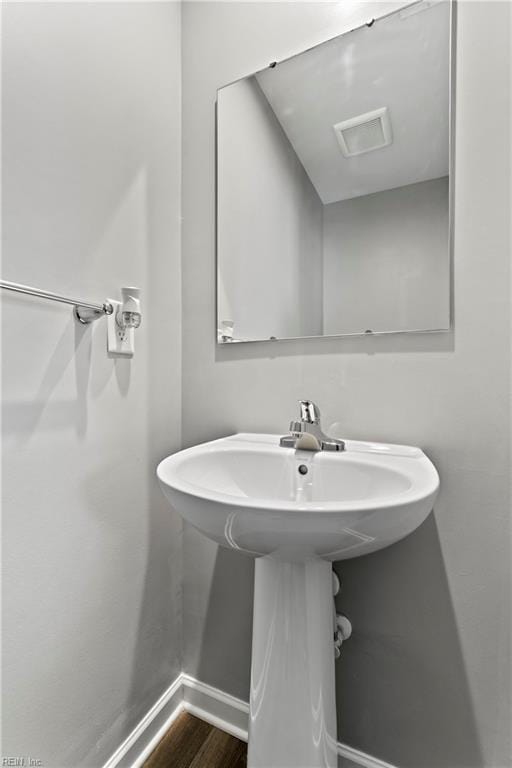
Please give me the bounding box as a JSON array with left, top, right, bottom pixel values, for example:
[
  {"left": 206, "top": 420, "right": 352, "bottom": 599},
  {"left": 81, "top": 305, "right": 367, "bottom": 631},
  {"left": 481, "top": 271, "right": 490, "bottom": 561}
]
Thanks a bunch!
[
  {"left": 157, "top": 433, "right": 439, "bottom": 560},
  {"left": 157, "top": 432, "right": 439, "bottom": 768}
]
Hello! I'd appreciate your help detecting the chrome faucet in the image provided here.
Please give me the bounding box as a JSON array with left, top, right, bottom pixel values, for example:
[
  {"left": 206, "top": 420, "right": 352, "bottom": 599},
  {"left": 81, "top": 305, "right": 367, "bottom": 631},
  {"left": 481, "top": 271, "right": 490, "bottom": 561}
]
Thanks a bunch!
[{"left": 279, "top": 400, "right": 345, "bottom": 452}]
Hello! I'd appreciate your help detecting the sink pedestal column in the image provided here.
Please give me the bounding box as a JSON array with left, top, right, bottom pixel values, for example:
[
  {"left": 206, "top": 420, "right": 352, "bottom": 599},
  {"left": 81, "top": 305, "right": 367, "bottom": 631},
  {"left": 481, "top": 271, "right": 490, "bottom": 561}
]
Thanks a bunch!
[{"left": 247, "top": 555, "right": 337, "bottom": 768}]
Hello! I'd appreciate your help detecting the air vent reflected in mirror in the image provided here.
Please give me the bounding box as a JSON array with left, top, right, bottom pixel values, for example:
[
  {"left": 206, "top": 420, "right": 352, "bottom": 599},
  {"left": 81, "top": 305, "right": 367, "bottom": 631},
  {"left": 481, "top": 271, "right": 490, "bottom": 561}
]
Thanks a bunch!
[{"left": 333, "top": 107, "right": 393, "bottom": 157}]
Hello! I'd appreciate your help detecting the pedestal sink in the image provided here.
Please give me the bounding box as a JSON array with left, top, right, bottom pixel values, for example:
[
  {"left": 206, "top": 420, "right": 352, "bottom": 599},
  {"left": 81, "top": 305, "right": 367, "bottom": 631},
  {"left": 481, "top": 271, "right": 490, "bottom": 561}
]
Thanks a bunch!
[{"left": 157, "top": 433, "right": 439, "bottom": 768}]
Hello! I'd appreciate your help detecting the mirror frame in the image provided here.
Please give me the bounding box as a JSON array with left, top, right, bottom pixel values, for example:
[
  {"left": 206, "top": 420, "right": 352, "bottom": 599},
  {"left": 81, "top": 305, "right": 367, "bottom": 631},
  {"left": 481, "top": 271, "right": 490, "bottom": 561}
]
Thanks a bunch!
[{"left": 215, "top": 0, "right": 456, "bottom": 345}]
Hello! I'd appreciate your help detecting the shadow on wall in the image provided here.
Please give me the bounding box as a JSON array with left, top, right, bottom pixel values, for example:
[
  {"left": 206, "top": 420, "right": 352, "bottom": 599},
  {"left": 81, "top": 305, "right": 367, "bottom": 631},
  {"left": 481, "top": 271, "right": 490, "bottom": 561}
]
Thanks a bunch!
[
  {"left": 195, "top": 542, "right": 255, "bottom": 699},
  {"left": 122, "top": 477, "right": 183, "bottom": 737},
  {"left": 192, "top": 513, "right": 483, "bottom": 768},
  {"left": 1, "top": 311, "right": 92, "bottom": 440},
  {"left": 334, "top": 513, "right": 483, "bottom": 768},
  {"left": 1, "top": 302, "right": 132, "bottom": 442}
]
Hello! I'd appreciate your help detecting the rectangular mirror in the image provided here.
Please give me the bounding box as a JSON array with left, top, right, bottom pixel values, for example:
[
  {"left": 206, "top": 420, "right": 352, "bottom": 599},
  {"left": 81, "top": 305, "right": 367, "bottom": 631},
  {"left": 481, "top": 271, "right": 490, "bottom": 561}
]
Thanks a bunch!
[{"left": 216, "top": 0, "right": 453, "bottom": 343}]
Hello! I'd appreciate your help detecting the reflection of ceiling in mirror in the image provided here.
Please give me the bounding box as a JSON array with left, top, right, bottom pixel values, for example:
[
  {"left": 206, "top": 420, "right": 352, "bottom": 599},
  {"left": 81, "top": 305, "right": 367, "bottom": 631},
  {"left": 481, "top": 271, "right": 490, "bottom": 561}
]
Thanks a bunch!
[{"left": 255, "top": 1, "right": 450, "bottom": 204}]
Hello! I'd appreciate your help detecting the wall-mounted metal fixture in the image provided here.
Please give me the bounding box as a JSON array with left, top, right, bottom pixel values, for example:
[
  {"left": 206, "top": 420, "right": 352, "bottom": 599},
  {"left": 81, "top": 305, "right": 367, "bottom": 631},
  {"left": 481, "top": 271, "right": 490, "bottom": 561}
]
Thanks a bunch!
[
  {"left": 1, "top": 279, "right": 142, "bottom": 357},
  {"left": 332, "top": 570, "right": 352, "bottom": 661},
  {"left": 0, "top": 279, "right": 114, "bottom": 323},
  {"left": 280, "top": 400, "right": 345, "bottom": 452}
]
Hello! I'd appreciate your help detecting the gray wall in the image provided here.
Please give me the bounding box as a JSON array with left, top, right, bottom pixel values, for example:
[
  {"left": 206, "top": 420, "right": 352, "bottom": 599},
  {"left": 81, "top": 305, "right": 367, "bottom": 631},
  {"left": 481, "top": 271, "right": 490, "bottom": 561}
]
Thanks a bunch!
[
  {"left": 323, "top": 177, "right": 450, "bottom": 335},
  {"left": 2, "top": 3, "right": 182, "bottom": 766},
  {"left": 217, "top": 77, "right": 323, "bottom": 341},
  {"left": 182, "top": 3, "right": 511, "bottom": 767}
]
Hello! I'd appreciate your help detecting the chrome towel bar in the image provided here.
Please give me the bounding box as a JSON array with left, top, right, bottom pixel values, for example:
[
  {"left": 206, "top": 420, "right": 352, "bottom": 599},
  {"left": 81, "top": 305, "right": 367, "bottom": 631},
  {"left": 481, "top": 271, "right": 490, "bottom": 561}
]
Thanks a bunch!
[{"left": 0, "top": 279, "right": 113, "bottom": 324}]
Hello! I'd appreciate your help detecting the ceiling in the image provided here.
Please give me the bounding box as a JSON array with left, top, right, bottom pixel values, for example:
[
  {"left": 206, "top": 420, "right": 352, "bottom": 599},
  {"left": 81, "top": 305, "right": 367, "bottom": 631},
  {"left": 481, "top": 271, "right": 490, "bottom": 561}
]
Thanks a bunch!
[{"left": 253, "top": 1, "right": 450, "bottom": 204}]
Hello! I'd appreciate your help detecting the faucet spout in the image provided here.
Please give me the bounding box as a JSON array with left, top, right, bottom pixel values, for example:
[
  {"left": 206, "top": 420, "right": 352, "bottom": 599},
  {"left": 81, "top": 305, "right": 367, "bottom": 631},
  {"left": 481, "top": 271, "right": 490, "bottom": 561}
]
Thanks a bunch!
[
  {"left": 299, "top": 399, "right": 321, "bottom": 425},
  {"left": 280, "top": 400, "right": 345, "bottom": 452}
]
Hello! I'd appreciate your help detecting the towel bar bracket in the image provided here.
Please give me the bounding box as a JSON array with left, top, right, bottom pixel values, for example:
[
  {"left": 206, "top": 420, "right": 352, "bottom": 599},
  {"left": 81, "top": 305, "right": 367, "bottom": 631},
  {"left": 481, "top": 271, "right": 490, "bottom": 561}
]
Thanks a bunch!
[{"left": 74, "top": 302, "right": 114, "bottom": 325}]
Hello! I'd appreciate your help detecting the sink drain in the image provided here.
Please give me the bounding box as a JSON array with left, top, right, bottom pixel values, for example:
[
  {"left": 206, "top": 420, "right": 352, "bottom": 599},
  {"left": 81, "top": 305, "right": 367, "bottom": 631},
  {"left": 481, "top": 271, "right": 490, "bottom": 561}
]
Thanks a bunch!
[{"left": 298, "top": 464, "right": 308, "bottom": 475}]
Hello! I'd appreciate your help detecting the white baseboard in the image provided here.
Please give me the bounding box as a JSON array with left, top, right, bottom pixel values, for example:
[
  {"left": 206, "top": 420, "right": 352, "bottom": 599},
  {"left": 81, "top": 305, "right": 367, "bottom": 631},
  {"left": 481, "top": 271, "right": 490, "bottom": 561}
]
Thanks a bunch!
[
  {"left": 181, "top": 673, "right": 249, "bottom": 742},
  {"left": 102, "top": 673, "right": 397, "bottom": 768},
  {"left": 336, "top": 742, "right": 398, "bottom": 768},
  {"left": 102, "top": 676, "right": 183, "bottom": 768}
]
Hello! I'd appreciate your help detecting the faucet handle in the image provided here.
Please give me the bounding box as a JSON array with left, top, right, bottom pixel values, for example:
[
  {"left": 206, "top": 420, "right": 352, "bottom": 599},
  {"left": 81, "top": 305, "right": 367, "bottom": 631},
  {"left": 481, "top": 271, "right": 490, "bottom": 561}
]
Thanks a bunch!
[{"left": 299, "top": 400, "right": 320, "bottom": 424}]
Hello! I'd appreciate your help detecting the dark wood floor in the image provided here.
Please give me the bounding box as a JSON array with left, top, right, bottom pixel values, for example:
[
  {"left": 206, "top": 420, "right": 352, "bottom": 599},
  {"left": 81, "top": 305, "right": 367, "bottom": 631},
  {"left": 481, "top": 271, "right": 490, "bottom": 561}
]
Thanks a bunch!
[{"left": 144, "top": 712, "right": 247, "bottom": 768}]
